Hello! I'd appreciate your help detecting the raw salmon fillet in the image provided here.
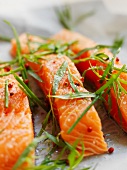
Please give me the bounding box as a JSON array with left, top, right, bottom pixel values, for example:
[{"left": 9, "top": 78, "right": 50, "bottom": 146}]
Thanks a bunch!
[
  {"left": 53, "top": 29, "right": 127, "bottom": 132},
  {"left": 27, "top": 54, "right": 107, "bottom": 156},
  {"left": 0, "top": 74, "right": 33, "bottom": 170},
  {"left": 10, "top": 33, "right": 44, "bottom": 57},
  {"left": 10, "top": 33, "right": 108, "bottom": 156}
]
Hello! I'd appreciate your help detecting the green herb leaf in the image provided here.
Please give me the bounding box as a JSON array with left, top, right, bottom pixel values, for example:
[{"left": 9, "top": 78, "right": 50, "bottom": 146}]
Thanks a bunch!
[
  {"left": 14, "top": 75, "right": 47, "bottom": 112},
  {"left": 4, "top": 20, "right": 27, "bottom": 80},
  {"left": 50, "top": 92, "right": 96, "bottom": 99},
  {"left": 100, "top": 60, "right": 112, "bottom": 83},
  {"left": 71, "top": 143, "right": 84, "bottom": 169},
  {"left": 5, "top": 80, "right": 9, "bottom": 108},
  {"left": 4, "top": 20, "right": 21, "bottom": 54},
  {"left": 55, "top": 5, "right": 95, "bottom": 30},
  {"left": 0, "top": 59, "right": 17, "bottom": 65},
  {"left": 37, "top": 110, "right": 51, "bottom": 136},
  {"left": 41, "top": 145, "right": 58, "bottom": 164},
  {"left": 67, "top": 140, "right": 80, "bottom": 168},
  {"left": 55, "top": 7, "right": 73, "bottom": 30},
  {"left": 82, "top": 66, "right": 103, "bottom": 78},
  {"left": 12, "top": 136, "right": 44, "bottom": 170},
  {"left": 73, "top": 44, "right": 119, "bottom": 60},
  {"left": 45, "top": 131, "right": 65, "bottom": 147},
  {"left": 52, "top": 61, "right": 68, "bottom": 94},
  {"left": 68, "top": 94, "right": 100, "bottom": 133},
  {"left": 74, "top": 10, "right": 95, "bottom": 26},
  {"left": 95, "top": 65, "right": 126, "bottom": 95},
  {"left": 80, "top": 168, "right": 91, "bottom": 170},
  {"left": 111, "top": 36, "right": 124, "bottom": 55},
  {"left": 0, "top": 67, "right": 23, "bottom": 77},
  {"left": 118, "top": 77, "right": 127, "bottom": 85},
  {"left": 68, "top": 67, "right": 78, "bottom": 93},
  {"left": 27, "top": 69, "right": 43, "bottom": 82},
  {"left": 0, "top": 35, "right": 11, "bottom": 42}
]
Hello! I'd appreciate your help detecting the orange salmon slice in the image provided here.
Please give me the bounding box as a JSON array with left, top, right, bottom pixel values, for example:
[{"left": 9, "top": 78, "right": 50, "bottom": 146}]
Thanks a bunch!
[
  {"left": 0, "top": 74, "right": 33, "bottom": 170},
  {"left": 27, "top": 53, "right": 107, "bottom": 156},
  {"left": 10, "top": 33, "right": 108, "bottom": 157},
  {"left": 52, "top": 29, "right": 127, "bottom": 133}
]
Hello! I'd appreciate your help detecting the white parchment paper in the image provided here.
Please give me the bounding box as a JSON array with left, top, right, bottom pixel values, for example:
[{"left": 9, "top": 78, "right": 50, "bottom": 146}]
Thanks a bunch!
[{"left": 0, "top": 0, "right": 127, "bottom": 169}]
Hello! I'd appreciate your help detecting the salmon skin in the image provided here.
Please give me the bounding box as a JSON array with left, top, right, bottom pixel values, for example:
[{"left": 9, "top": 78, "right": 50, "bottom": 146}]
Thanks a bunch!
[
  {"left": 0, "top": 74, "right": 33, "bottom": 170},
  {"left": 53, "top": 29, "right": 127, "bottom": 132}
]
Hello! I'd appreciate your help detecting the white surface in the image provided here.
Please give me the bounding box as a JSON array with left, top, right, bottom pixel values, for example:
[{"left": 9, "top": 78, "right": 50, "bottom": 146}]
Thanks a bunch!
[
  {"left": 0, "top": 0, "right": 127, "bottom": 169},
  {"left": 0, "top": 0, "right": 127, "bottom": 20},
  {"left": 103, "top": 0, "right": 127, "bottom": 15},
  {"left": 0, "top": 0, "right": 93, "bottom": 17}
]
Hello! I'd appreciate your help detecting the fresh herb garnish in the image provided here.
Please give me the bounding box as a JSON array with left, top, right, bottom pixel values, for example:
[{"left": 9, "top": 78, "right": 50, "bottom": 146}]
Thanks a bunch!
[
  {"left": 27, "top": 69, "right": 43, "bottom": 82},
  {"left": 0, "top": 67, "right": 22, "bottom": 77},
  {"left": 45, "top": 131, "right": 65, "bottom": 147},
  {"left": 55, "top": 5, "right": 94, "bottom": 30},
  {"left": 14, "top": 75, "right": 47, "bottom": 112},
  {"left": 52, "top": 61, "right": 68, "bottom": 94},
  {"left": 4, "top": 20, "right": 28, "bottom": 81},
  {"left": 72, "top": 44, "right": 117, "bottom": 60},
  {"left": 68, "top": 65, "right": 126, "bottom": 133},
  {"left": 68, "top": 67, "right": 79, "bottom": 93},
  {"left": 12, "top": 136, "right": 44, "bottom": 170},
  {"left": 5, "top": 79, "right": 9, "bottom": 108},
  {"left": 111, "top": 36, "right": 124, "bottom": 54},
  {"left": 38, "top": 110, "right": 51, "bottom": 136},
  {"left": 49, "top": 92, "right": 96, "bottom": 99},
  {"left": 68, "top": 94, "right": 100, "bottom": 134},
  {"left": 68, "top": 142, "right": 84, "bottom": 170},
  {"left": 0, "top": 35, "right": 11, "bottom": 42}
]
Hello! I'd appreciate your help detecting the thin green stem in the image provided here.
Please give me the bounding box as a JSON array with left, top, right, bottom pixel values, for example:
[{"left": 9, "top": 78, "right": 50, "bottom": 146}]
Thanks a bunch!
[
  {"left": 68, "top": 94, "right": 100, "bottom": 133},
  {"left": 5, "top": 79, "right": 9, "bottom": 108}
]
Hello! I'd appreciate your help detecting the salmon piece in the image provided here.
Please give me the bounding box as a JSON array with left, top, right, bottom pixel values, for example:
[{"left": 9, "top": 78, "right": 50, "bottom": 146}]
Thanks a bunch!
[
  {"left": 52, "top": 29, "right": 114, "bottom": 87},
  {"left": 0, "top": 74, "right": 33, "bottom": 170},
  {"left": 10, "top": 33, "right": 108, "bottom": 156},
  {"left": 27, "top": 54, "right": 107, "bottom": 156},
  {"left": 53, "top": 29, "right": 127, "bottom": 132},
  {"left": 10, "top": 33, "right": 44, "bottom": 57}
]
